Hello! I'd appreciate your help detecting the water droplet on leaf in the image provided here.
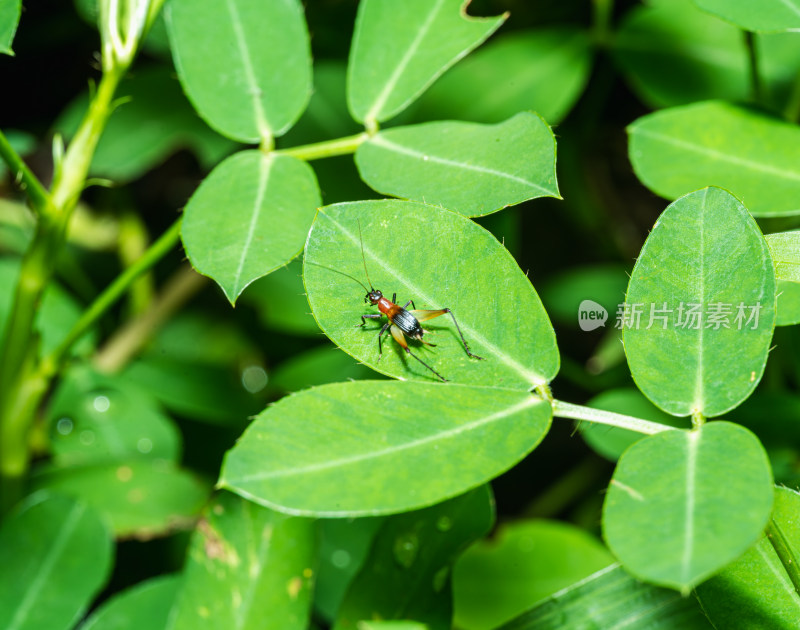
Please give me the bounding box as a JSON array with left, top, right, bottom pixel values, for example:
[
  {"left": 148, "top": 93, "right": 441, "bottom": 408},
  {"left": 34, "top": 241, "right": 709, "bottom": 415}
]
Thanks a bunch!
[
  {"left": 393, "top": 532, "right": 419, "bottom": 568},
  {"left": 55, "top": 417, "right": 73, "bottom": 435}
]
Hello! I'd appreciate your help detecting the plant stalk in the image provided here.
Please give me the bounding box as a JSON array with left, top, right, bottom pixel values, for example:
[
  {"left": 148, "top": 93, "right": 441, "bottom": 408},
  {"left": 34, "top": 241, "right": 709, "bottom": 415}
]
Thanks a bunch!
[
  {"left": 551, "top": 399, "right": 674, "bottom": 435},
  {"left": 0, "top": 65, "right": 126, "bottom": 513},
  {"left": 766, "top": 517, "right": 800, "bottom": 595},
  {"left": 277, "top": 132, "right": 370, "bottom": 161}
]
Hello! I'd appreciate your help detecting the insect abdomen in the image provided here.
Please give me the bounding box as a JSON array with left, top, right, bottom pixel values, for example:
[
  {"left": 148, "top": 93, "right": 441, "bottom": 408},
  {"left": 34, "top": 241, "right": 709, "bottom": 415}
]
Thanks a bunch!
[{"left": 393, "top": 308, "right": 422, "bottom": 337}]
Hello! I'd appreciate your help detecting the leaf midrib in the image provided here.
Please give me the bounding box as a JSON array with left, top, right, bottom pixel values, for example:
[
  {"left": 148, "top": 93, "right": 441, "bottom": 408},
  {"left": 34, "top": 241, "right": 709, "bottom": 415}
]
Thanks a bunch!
[
  {"left": 224, "top": 0, "right": 271, "bottom": 141},
  {"left": 369, "top": 134, "right": 553, "bottom": 194},
  {"left": 231, "top": 155, "right": 272, "bottom": 298},
  {"left": 363, "top": 0, "right": 446, "bottom": 123},
  {"left": 633, "top": 127, "right": 800, "bottom": 184},
  {"left": 7, "top": 502, "right": 86, "bottom": 630},
  {"left": 230, "top": 395, "right": 541, "bottom": 483}
]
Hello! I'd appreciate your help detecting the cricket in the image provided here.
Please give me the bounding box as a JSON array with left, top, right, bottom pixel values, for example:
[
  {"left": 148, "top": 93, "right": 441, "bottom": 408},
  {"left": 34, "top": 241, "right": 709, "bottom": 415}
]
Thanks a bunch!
[{"left": 340, "top": 221, "right": 484, "bottom": 381}]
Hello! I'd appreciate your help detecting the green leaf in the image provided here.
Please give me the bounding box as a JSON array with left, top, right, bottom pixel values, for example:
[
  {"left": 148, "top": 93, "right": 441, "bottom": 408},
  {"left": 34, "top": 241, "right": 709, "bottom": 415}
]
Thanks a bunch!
[
  {"left": 582, "top": 389, "right": 691, "bottom": 461},
  {"left": 497, "top": 564, "right": 712, "bottom": 629},
  {"left": 602, "top": 421, "right": 774, "bottom": 591},
  {"left": 0, "top": 258, "right": 94, "bottom": 357},
  {"left": 623, "top": 187, "right": 775, "bottom": 417},
  {"left": 220, "top": 380, "right": 551, "bottom": 517},
  {"left": 316, "top": 517, "right": 385, "bottom": 623},
  {"left": 166, "top": 0, "right": 312, "bottom": 143},
  {"left": 81, "top": 574, "right": 181, "bottom": 630},
  {"left": 32, "top": 459, "right": 210, "bottom": 539},
  {"left": 694, "top": 0, "right": 800, "bottom": 32},
  {"left": 335, "top": 486, "right": 495, "bottom": 630},
  {"left": 628, "top": 102, "right": 800, "bottom": 218},
  {"left": 304, "top": 201, "right": 559, "bottom": 388},
  {"left": 414, "top": 27, "right": 592, "bottom": 125},
  {"left": 241, "top": 259, "right": 320, "bottom": 336},
  {"left": 540, "top": 264, "right": 627, "bottom": 326},
  {"left": 123, "top": 358, "right": 261, "bottom": 426},
  {"left": 775, "top": 280, "right": 800, "bottom": 326},
  {"left": 181, "top": 150, "right": 321, "bottom": 304},
  {"left": 271, "top": 345, "right": 379, "bottom": 394},
  {"left": 613, "top": 1, "right": 800, "bottom": 110},
  {"left": 452, "top": 520, "right": 614, "bottom": 630},
  {"left": 0, "top": 0, "right": 21, "bottom": 55},
  {"left": 357, "top": 623, "right": 428, "bottom": 630},
  {"left": 0, "top": 493, "right": 113, "bottom": 630},
  {"left": 354, "top": 113, "right": 559, "bottom": 217},
  {"left": 695, "top": 486, "right": 800, "bottom": 629},
  {"left": 46, "top": 365, "right": 182, "bottom": 466},
  {"left": 766, "top": 230, "right": 800, "bottom": 283},
  {"left": 765, "top": 230, "right": 800, "bottom": 325},
  {"left": 56, "top": 66, "right": 237, "bottom": 183},
  {"left": 168, "top": 492, "right": 315, "bottom": 630},
  {"left": 347, "top": 0, "right": 506, "bottom": 125}
]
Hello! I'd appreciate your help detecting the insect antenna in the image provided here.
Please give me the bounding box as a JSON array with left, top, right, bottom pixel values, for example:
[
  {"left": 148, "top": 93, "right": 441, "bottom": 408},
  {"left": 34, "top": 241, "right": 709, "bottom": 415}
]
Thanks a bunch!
[
  {"left": 305, "top": 261, "right": 370, "bottom": 293},
  {"left": 357, "top": 219, "right": 375, "bottom": 290}
]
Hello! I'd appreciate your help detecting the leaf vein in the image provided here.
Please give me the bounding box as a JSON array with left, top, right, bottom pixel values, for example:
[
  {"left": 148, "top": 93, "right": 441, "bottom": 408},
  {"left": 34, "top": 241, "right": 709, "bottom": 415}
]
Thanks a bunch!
[
  {"left": 232, "top": 396, "right": 540, "bottom": 483},
  {"left": 370, "top": 134, "right": 552, "bottom": 194}
]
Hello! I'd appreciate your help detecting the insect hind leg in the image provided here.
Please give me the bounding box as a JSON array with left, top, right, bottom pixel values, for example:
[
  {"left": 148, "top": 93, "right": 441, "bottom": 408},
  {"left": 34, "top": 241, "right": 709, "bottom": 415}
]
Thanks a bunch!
[{"left": 389, "top": 324, "right": 446, "bottom": 381}]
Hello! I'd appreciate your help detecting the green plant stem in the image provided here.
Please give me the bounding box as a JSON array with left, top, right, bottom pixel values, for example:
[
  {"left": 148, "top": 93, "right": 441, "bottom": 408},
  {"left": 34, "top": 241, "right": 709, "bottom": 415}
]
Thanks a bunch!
[
  {"left": 745, "top": 30, "right": 763, "bottom": 105},
  {"left": 118, "top": 211, "right": 156, "bottom": 315},
  {"left": 0, "top": 130, "right": 52, "bottom": 216},
  {"left": 766, "top": 517, "right": 800, "bottom": 595},
  {"left": 591, "top": 0, "right": 614, "bottom": 47},
  {"left": 40, "top": 218, "right": 183, "bottom": 377},
  {"left": 551, "top": 399, "right": 673, "bottom": 435},
  {"left": 0, "top": 65, "right": 126, "bottom": 513},
  {"left": 94, "top": 265, "right": 207, "bottom": 373},
  {"left": 276, "top": 132, "right": 370, "bottom": 161}
]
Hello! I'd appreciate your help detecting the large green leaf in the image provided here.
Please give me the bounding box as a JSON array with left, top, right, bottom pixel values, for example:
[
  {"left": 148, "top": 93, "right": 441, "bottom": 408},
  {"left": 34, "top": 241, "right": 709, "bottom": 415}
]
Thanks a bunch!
[
  {"left": 181, "top": 150, "right": 321, "bottom": 304},
  {"left": 0, "top": 493, "right": 113, "bottom": 630},
  {"left": 347, "top": 0, "right": 506, "bottom": 126},
  {"left": 56, "top": 66, "right": 236, "bottom": 183},
  {"left": 166, "top": 0, "right": 312, "bottom": 143},
  {"left": 46, "top": 365, "right": 182, "bottom": 466},
  {"left": 695, "top": 486, "right": 800, "bottom": 628},
  {"left": 414, "top": 27, "right": 592, "bottom": 125},
  {"left": 629, "top": 102, "right": 800, "bottom": 218},
  {"left": 168, "top": 492, "right": 315, "bottom": 630},
  {"left": 602, "top": 421, "right": 774, "bottom": 591},
  {"left": 452, "top": 520, "right": 613, "bottom": 630},
  {"left": 32, "top": 459, "right": 210, "bottom": 539},
  {"left": 81, "top": 574, "right": 181, "bottom": 630},
  {"left": 497, "top": 564, "right": 712, "bottom": 629},
  {"left": 613, "top": 0, "right": 800, "bottom": 110},
  {"left": 355, "top": 113, "right": 559, "bottom": 217},
  {"left": 623, "top": 187, "right": 775, "bottom": 417},
  {"left": 334, "top": 486, "right": 494, "bottom": 630},
  {"left": 694, "top": 0, "right": 800, "bottom": 32},
  {"left": 220, "top": 380, "right": 551, "bottom": 517},
  {"left": 303, "top": 201, "right": 559, "bottom": 388},
  {"left": 0, "top": 0, "right": 20, "bottom": 55}
]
